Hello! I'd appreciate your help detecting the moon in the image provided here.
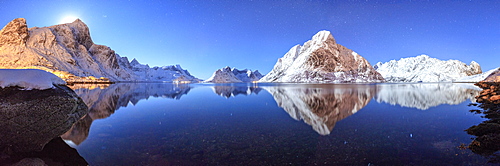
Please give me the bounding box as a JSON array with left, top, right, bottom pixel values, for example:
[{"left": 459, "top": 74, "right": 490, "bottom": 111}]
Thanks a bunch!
[{"left": 59, "top": 15, "right": 79, "bottom": 24}]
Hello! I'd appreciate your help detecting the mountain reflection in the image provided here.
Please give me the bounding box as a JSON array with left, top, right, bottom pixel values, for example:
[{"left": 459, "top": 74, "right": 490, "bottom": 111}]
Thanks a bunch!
[
  {"left": 264, "top": 84, "right": 377, "bottom": 135},
  {"left": 375, "top": 83, "right": 481, "bottom": 110},
  {"left": 63, "top": 83, "right": 191, "bottom": 145},
  {"left": 212, "top": 85, "right": 262, "bottom": 98}
]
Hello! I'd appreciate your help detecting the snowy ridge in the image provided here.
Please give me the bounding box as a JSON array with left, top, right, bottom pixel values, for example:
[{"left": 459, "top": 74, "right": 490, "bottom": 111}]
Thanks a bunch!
[
  {"left": 126, "top": 57, "right": 200, "bottom": 82},
  {"left": 204, "top": 66, "right": 263, "bottom": 83},
  {"left": 374, "top": 55, "right": 482, "bottom": 82},
  {"left": 455, "top": 67, "right": 499, "bottom": 82},
  {"left": 260, "top": 30, "right": 385, "bottom": 83},
  {"left": 482, "top": 68, "right": 500, "bottom": 82},
  {"left": 375, "top": 83, "right": 480, "bottom": 110},
  {"left": 0, "top": 18, "right": 200, "bottom": 82},
  {"left": 264, "top": 85, "right": 376, "bottom": 135},
  {"left": 0, "top": 69, "right": 65, "bottom": 90}
]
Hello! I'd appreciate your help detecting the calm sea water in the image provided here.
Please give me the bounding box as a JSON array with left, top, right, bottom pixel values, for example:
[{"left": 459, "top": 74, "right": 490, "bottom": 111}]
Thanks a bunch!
[{"left": 63, "top": 83, "right": 492, "bottom": 165}]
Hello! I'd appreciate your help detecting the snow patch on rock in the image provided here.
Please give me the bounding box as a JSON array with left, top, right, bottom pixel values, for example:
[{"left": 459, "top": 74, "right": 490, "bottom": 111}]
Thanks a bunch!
[
  {"left": 455, "top": 67, "right": 499, "bottom": 82},
  {"left": 0, "top": 69, "right": 66, "bottom": 90},
  {"left": 481, "top": 68, "right": 500, "bottom": 82}
]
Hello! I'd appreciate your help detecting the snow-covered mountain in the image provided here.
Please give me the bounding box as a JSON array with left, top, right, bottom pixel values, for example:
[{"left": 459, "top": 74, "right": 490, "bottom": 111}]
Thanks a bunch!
[
  {"left": 259, "top": 30, "right": 385, "bottom": 83},
  {"left": 375, "top": 83, "right": 480, "bottom": 110},
  {"left": 264, "top": 85, "right": 376, "bottom": 135},
  {"left": 204, "top": 66, "right": 263, "bottom": 83},
  {"left": 0, "top": 18, "right": 200, "bottom": 82},
  {"left": 122, "top": 57, "right": 201, "bottom": 82},
  {"left": 455, "top": 67, "right": 499, "bottom": 82},
  {"left": 374, "top": 55, "right": 482, "bottom": 82}
]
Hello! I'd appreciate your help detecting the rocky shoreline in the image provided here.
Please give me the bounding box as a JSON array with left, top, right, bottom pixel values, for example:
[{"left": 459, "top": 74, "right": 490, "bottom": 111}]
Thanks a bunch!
[
  {"left": 465, "top": 81, "right": 500, "bottom": 163},
  {"left": 474, "top": 81, "right": 500, "bottom": 104}
]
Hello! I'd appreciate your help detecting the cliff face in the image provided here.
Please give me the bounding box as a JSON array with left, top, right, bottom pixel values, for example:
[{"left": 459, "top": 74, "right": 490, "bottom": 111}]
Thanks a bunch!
[
  {"left": 260, "top": 30, "right": 385, "bottom": 83},
  {"left": 0, "top": 18, "right": 199, "bottom": 82}
]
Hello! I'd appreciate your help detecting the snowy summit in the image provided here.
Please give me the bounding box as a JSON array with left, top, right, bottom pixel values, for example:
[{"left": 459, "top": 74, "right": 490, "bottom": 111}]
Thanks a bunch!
[
  {"left": 0, "top": 69, "right": 66, "bottom": 90},
  {"left": 259, "top": 30, "right": 385, "bottom": 83}
]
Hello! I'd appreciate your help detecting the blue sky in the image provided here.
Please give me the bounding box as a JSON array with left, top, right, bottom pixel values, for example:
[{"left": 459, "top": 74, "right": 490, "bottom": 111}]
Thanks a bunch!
[{"left": 0, "top": 0, "right": 498, "bottom": 79}]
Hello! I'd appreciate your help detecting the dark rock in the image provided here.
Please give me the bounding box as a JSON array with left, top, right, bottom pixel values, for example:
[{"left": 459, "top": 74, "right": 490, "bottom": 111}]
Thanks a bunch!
[
  {"left": 0, "top": 84, "right": 88, "bottom": 153},
  {"left": 466, "top": 82, "right": 500, "bottom": 163},
  {"left": 2, "top": 137, "right": 88, "bottom": 166}
]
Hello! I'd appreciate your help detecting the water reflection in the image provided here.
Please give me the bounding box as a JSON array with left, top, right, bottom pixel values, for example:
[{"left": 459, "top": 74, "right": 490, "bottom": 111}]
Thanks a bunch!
[
  {"left": 375, "top": 83, "right": 481, "bottom": 110},
  {"left": 264, "top": 84, "right": 377, "bottom": 135},
  {"left": 65, "top": 83, "right": 491, "bottom": 165},
  {"left": 212, "top": 85, "right": 262, "bottom": 98},
  {"left": 63, "top": 83, "right": 192, "bottom": 145}
]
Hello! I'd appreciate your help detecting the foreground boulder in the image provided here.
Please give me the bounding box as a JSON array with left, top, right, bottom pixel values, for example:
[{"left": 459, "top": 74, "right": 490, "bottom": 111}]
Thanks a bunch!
[{"left": 0, "top": 84, "right": 88, "bottom": 153}]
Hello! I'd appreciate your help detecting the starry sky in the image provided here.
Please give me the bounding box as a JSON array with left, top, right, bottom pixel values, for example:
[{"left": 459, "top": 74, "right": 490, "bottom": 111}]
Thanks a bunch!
[{"left": 0, "top": 0, "right": 498, "bottom": 79}]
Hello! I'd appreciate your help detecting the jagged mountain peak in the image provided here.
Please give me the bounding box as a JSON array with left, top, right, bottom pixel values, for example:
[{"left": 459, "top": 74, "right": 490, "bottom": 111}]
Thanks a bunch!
[
  {"left": 130, "top": 58, "right": 140, "bottom": 65},
  {"left": 310, "top": 30, "right": 335, "bottom": 45},
  {"left": 260, "top": 30, "right": 384, "bottom": 83},
  {"left": 204, "top": 66, "right": 263, "bottom": 83},
  {"left": 0, "top": 18, "right": 29, "bottom": 46}
]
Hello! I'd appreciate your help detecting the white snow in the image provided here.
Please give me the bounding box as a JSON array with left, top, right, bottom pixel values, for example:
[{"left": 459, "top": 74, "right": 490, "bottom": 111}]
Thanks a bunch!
[
  {"left": 0, "top": 69, "right": 66, "bottom": 90},
  {"left": 374, "top": 55, "right": 482, "bottom": 82},
  {"left": 455, "top": 67, "right": 499, "bottom": 82},
  {"left": 119, "top": 56, "right": 201, "bottom": 82}
]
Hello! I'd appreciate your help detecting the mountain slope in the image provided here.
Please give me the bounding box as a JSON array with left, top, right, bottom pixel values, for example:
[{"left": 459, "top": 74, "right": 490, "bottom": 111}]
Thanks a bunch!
[
  {"left": 0, "top": 18, "right": 199, "bottom": 82},
  {"left": 374, "top": 55, "right": 482, "bottom": 82},
  {"left": 482, "top": 68, "right": 500, "bottom": 82},
  {"left": 259, "top": 30, "right": 385, "bottom": 83},
  {"left": 455, "top": 67, "right": 499, "bottom": 83}
]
